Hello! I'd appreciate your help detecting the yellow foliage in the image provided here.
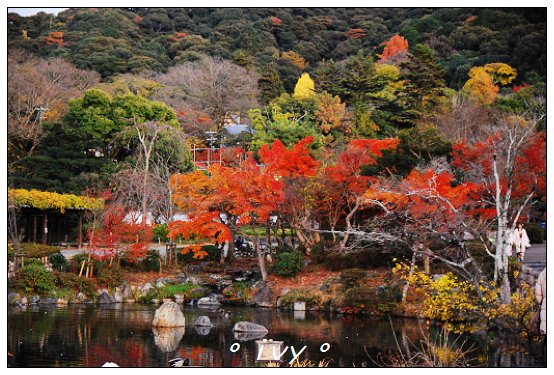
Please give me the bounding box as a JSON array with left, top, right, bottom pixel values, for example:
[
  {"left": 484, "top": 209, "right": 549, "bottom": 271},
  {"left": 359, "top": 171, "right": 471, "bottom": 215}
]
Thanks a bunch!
[
  {"left": 293, "top": 73, "right": 316, "bottom": 100},
  {"left": 395, "top": 262, "right": 535, "bottom": 334},
  {"left": 462, "top": 67, "right": 499, "bottom": 105},
  {"left": 8, "top": 188, "right": 104, "bottom": 213},
  {"left": 375, "top": 63, "right": 401, "bottom": 80},
  {"left": 483, "top": 63, "right": 517, "bottom": 86}
]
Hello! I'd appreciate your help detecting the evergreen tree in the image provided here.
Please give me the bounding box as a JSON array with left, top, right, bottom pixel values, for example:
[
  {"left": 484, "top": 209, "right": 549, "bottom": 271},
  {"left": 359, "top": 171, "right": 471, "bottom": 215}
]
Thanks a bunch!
[
  {"left": 258, "top": 64, "right": 285, "bottom": 105},
  {"left": 400, "top": 44, "right": 447, "bottom": 125}
]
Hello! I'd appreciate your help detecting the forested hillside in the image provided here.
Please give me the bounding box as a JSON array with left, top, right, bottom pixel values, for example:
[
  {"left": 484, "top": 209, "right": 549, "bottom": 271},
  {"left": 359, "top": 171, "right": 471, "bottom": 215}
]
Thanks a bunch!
[{"left": 8, "top": 8, "right": 546, "bottom": 86}]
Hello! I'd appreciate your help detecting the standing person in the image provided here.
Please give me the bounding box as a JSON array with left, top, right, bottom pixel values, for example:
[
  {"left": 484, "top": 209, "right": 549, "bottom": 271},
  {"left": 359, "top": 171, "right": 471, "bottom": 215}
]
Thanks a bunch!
[
  {"left": 513, "top": 223, "right": 531, "bottom": 261},
  {"left": 534, "top": 268, "right": 546, "bottom": 334}
]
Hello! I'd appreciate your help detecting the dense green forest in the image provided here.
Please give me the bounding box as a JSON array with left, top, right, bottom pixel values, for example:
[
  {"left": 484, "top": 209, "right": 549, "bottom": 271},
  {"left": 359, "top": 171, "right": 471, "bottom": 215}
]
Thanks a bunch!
[{"left": 8, "top": 8, "right": 546, "bottom": 85}]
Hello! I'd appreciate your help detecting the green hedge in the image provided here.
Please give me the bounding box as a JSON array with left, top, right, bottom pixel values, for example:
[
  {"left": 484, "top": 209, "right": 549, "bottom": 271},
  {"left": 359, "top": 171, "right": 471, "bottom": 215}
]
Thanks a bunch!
[
  {"left": 274, "top": 251, "right": 304, "bottom": 277},
  {"left": 10, "top": 264, "right": 56, "bottom": 294},
  {"left": 19, "top": 243, "right": 60, "bottom": 258}
]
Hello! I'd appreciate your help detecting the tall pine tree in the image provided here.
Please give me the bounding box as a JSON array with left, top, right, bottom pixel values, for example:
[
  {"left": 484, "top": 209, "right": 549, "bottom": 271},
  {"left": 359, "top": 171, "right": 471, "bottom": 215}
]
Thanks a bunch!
[{"left": 400, "top": 44, "right": 447, "bottom": 126}]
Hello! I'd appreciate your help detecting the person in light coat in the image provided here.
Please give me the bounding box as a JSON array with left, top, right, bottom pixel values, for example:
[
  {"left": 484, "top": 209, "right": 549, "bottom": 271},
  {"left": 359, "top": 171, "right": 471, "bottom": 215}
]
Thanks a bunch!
[
  {"left": 513, "top": 223, "right": 531, "bottom": 261},
  {"left": 534, "top": 268, "right": 546, "bottom": 334}
]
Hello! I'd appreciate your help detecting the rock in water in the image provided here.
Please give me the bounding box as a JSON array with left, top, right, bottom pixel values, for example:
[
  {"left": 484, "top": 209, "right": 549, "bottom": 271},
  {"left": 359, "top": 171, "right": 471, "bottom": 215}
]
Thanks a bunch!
[
  {"left": 253, "top": 286, "right": 274, "bottom": 307},
  {"left": 194, "top": 316, "right": 214, "bottom": 327},
  {"left": 232, "top": 321, "right": 268, "bottom": 333},
  {"left": 197, "top": 294, "right": 221, "bottom": 306},
  {"left": 152, "top": 302, "right": 185, "bottom": 327},
  {"left": 97, "top": 292, "right": 113, "bottom": 304},
  {"left": 152, "top": 327, "right": 185, "bottom": 352}
]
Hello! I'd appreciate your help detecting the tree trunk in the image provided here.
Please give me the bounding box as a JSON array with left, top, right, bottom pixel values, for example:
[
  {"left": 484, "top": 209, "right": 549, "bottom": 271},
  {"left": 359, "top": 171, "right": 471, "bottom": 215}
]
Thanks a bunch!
[
  {"left": 495, "top": 214, "right": 512, "bottom": 304},
  {"left": 402, "top": 251, "right": 418, "bottom": 302},
  {"left": 339, "top": 198, "right": 361, "bottom": 253},
  {"left": 252, "top": 227, "right": 267, "bottom": 281}
]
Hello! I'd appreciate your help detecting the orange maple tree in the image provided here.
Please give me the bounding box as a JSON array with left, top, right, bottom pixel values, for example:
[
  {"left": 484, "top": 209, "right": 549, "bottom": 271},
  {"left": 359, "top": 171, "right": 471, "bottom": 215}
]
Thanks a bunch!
[
  {"left": 169, "top": 154, "right": 284, "bottom": 269},
  {"left": 45, "top": 31, "right": 64, "bottom": 46},
  {"left": 379, "top": 35, "right": 409, "bottom": 63}
]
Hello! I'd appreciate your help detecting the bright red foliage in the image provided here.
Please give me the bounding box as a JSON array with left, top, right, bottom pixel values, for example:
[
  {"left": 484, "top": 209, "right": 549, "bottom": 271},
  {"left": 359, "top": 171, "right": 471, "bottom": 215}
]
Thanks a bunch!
[
  {"left": 512, "top": 82, "right": 530, "bottom": 93},
  {"left": 88, "top": 204, "right": 153, "bottom": 262},
  {"left": 327, "top": 138, "right": 400, "bottom": 194},
  {"left": 364, "top": 169, "right": 479, "bottom": 232},
  {"left": 452, "top": 131, "right": 546, "bottom": 202},
  {"left": 259, "top": 136, "right": 320, "bottom": 178}
]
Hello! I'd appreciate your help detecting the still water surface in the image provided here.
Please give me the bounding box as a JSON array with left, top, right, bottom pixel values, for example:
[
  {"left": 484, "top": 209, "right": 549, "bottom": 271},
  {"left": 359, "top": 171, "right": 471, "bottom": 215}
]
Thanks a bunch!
[{"left": 8, "top": 304, "right": 545, "bottom": 367}]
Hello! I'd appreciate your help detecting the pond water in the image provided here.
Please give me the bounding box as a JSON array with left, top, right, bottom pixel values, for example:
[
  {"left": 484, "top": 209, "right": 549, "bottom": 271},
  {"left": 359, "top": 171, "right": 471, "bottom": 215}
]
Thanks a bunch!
[{"left": 8, "top": 304, "right": 545, "bottom": 367}]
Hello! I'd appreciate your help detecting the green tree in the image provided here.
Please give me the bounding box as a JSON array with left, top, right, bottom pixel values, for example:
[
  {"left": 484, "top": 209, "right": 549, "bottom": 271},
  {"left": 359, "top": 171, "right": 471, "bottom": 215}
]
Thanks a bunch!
[
  {"left": 258, "top": 64, "right": 285, "bottom": 105},
  {"left": 400, "top": 44, "right": 448, "bottom": 126}
]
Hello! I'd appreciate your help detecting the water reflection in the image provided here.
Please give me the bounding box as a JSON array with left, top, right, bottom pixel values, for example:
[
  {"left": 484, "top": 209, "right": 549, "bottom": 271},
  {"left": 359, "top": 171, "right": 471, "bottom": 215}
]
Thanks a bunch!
[
  {"left": 7, "top": 304, "right": 545, "bottom": 367},
  {"left": 152, "top": 327, "right": 185, "bottom": 352}
]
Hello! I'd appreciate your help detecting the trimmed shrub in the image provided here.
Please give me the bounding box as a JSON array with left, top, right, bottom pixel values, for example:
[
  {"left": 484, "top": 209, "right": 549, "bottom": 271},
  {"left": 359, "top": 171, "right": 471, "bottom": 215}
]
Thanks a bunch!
[
  {"left": 96, "top": 267, "right": 122, "bottom": 289},
  {"left": 143, "top": 250, "right": 161, "bottom": 272},
  {"left": 311, "top": 241, "right": 332, "bottom": 264},
  {"left": 342, "top": 286, "right": 377, "bottom": 307},
  {"left": 325, "top": 243, "right": 411, "bottom": 271},
  {"left": 49, "top": 252, "right": 68, "bottom": 271},
  {"left": 274, "top": 251, "right": 304, "bottom": 277},
  {"left": 376, "top": 284, "right": 402, "bottom": 313},
  {"left": 11, "top": 264, "right": 55, "bottom": 294},
  {"left": 21, "top": 258, "right": 45, "bottom": 268},
  {"left": 280, "top": 289, "right": 323, "bottom": 309},
  {"left": 19, "top": 243, "right": 60, "bottom": 258},
  {"left": 339, "top": 268, "right": 366, "bottom": 290},
  {"left": 141, "top": 283, "right": 208, "bottom": 302},
  {"left": 525, "top": 223, "right": 544, "bottom": 244},
  {"left": 223, "top": 281, "right": 253, "bottom": 302},
  {"left": 54, "top": 271, "right": 97, "bottom": 297}
]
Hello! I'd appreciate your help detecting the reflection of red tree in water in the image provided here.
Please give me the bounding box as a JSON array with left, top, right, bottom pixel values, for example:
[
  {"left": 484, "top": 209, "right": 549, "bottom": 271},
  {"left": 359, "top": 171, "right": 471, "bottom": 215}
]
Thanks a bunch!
[
  {"left": 87, "top": 341, "right": 148, "bottom": 367},
  {"left": 123, "top": 341, "right": 148, "bottom": 367},
  {"left": 87, "top": 343, "right": 112, "bottom": 367},
  {"left": 178, "top": 346, "right": 220, "bottom": 367}
]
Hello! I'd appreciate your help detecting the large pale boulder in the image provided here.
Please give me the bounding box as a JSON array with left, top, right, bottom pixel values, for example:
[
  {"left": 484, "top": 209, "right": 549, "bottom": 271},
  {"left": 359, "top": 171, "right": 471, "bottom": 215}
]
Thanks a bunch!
[{"left": 152, "top": 302, "right": 185, "bottom": 327}]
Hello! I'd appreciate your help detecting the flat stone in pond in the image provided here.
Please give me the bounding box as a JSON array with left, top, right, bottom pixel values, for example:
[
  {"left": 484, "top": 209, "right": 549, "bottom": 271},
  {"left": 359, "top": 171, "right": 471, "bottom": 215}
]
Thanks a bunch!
[
  {"left": 232, "top": 321, "right": 268, "bottom": 333},
  {"left": 197, "top": 294, "right": 221, "bottom": 306}
]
